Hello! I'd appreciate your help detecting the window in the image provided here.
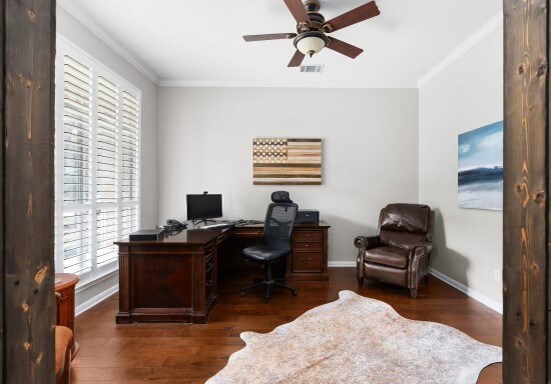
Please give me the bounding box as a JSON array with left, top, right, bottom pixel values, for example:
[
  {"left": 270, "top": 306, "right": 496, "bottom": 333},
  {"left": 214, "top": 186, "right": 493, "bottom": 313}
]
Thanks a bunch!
[{"left": 55, "top": 36, "right": 141, "bottom": 282}]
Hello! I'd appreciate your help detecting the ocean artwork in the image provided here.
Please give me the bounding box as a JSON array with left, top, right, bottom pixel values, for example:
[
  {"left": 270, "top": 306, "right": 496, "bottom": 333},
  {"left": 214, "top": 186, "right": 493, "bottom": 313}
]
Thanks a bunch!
[{"left": 458, "top": 121, "right": 503, "bottom": 211}]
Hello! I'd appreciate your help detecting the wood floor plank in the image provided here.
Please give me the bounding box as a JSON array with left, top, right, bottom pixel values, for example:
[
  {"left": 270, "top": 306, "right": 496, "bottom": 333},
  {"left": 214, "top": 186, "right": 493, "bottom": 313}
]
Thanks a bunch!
[{"left": 72, "top": 268, "right": 502, "bottom": 383}]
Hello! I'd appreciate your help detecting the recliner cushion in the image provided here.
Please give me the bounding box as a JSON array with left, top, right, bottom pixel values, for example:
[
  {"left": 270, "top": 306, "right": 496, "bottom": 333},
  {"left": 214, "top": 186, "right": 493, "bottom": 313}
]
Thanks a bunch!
[
  {"left": 379, "top": 230, "right": 428, "bottom": 249},
  {"left": 364, "top": 246, "right": 409, "bottom": 269},
  {"left": 243, "top": 244, "right": 291, "bottom": 263},
  {"left": 380, "top": 204, "right": 430, "bottom": 234}
]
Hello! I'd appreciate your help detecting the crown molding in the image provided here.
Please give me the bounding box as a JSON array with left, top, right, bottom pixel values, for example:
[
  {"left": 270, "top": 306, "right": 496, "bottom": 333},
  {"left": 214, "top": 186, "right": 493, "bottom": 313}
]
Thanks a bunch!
[
  {"left": 57, "top": 0, "right": 160, "bottom": 85},
  {"left": 158, "top": 79, "right": 418, "bottom": 89},
  {"left": 417, "top": 12, "right": 503, "bottom": 88}
]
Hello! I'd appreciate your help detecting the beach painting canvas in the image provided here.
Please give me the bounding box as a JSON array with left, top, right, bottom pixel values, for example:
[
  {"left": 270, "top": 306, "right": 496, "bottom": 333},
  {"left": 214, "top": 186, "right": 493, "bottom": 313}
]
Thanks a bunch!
[{"left": 458, "top": 121, "right": 503, "bottom": 211}]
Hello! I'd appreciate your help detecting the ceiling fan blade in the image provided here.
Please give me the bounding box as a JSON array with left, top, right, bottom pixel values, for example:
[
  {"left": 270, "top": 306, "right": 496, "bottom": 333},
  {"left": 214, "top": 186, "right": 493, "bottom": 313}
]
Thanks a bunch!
[
  {"left": 283, "top": 0, "right": 310, "bottom": 23},
  {"left": 323, "top": 1, "right": 380, "bottom": 33},
  {"left": 326, "top": 37, "right": 364, "bottom": 59},
  {"left": 243, "top": 33, "right": 297, "bottom": 42},
  {"left": 288, "top": 50, "right": 305, "bottom": 67}
]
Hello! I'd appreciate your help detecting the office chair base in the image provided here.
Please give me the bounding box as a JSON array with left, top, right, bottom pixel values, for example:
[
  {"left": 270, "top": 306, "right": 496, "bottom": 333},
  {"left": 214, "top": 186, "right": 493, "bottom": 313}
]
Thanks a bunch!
[{"left": 240, "top": 280, "right": 298, "bottom": 302}]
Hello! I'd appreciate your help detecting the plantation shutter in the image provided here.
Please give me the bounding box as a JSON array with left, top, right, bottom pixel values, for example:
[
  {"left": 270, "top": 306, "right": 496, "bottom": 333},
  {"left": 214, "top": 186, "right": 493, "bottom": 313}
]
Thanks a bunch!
[
  {"left": 55, "top": 37, "right": 141, "bottom": 282},
  {"left": 121, "top": 91, "right": 140, "bottom": 237},
  {"left": 96, "top": 76, "right": 120, "bottom": 267},
  {"left": 61, "top": 55, "right": 93, "bottom": 274}
]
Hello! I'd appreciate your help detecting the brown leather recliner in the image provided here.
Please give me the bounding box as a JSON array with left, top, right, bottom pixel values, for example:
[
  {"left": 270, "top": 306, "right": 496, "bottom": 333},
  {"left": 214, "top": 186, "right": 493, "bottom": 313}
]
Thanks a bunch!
[{"left": 355, "top": 203, "right": 435, "bottom": 298}]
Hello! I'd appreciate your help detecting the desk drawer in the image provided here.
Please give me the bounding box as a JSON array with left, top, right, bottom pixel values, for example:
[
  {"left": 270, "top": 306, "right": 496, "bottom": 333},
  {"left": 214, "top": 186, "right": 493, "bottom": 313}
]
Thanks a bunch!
[
  {"left": 292, "top": 252, "right": 322, "bottom": 273},
  {"left": 293, "top": 231, "right": 323, "bottom": 241},
  {"left": 235, "top": 228, "right": 264, "bottom": 237},
  {"left": 292, "top": 241, "right": 322, "bottom": 251}
]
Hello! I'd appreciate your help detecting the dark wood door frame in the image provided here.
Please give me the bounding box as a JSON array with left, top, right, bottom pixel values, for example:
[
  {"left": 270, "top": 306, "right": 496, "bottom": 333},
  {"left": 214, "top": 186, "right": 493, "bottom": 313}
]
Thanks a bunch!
[
  {"left": 2, "top": 0, "right": 56, "bottom": 382},
  {"left": 503, "top": 0, "right": 549, "bottom": 382},
  {"left": 0, "top": 0, "right": 549, "bottom": 382}
]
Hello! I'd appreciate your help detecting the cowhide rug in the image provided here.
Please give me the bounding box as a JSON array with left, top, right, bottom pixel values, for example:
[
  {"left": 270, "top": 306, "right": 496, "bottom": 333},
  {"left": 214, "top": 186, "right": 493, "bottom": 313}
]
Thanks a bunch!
[{"left": 207, "top": 290, "right": 502, "bottom": 384}]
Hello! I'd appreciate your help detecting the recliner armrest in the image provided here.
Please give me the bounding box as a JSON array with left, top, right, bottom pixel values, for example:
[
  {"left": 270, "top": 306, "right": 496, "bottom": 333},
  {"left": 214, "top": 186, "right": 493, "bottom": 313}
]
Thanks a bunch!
[
  {"left": 408, "top": 241, "right": 434, "bottom": 259},
  {"left": 354, "top": 236, "right": 380, "bottom": 250},
  {"left": 354, "top": 236, "right": 380, "bottom": 281}
]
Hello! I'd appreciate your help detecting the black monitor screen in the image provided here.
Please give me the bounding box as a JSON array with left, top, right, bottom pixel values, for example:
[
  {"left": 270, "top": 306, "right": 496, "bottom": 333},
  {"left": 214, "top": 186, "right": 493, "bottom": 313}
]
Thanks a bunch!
[{"left": 186, "top": 194, "right": 223, "bottom": 220}]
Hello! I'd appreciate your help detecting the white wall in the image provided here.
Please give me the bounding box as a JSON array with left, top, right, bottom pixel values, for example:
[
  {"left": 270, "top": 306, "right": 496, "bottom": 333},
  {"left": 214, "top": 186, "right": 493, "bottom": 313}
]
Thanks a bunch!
[
  {"left": 158, "top": 87, "right": 419, "bottom": 262},
  {"left": 57, "top": 5, "right": 159, "bottom": 307},
  {"left": 419, "top": 27, "right": 503, "bottom": 304}
]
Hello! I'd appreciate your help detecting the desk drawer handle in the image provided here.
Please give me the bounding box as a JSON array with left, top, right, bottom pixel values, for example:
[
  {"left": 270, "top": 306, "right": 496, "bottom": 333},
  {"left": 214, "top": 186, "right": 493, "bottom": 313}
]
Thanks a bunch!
[
  {"left": 301, "top": 257, "right": 313, "bottom": 263},
  {"left": 304, "top": 244, "right": 310, "bottom": 247}
]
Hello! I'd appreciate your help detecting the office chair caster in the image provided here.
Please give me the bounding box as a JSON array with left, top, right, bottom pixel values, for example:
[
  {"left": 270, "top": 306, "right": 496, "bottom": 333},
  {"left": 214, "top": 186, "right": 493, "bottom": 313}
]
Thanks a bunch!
[{"left": 263, "top": 297, "right": 270, "bottom": 303}]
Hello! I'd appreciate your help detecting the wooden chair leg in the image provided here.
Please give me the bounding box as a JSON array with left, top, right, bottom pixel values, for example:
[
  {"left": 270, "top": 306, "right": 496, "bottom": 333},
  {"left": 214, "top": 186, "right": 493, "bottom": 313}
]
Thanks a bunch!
[
  {"left": 357, "top": 276, "right": 364, "bottom": 286},
  {"left": 410, "top": 288, "right": 418, "bottom": 299}
]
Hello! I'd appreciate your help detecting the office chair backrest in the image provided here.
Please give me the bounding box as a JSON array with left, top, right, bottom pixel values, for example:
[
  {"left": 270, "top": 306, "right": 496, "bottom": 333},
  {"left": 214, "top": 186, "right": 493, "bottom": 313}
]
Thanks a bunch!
[
  {"left": 264, "top": 202, "right": 298, "bottom": 251},
  {"left": 271, "top": 191, "right": 293, "bottom": 203}
]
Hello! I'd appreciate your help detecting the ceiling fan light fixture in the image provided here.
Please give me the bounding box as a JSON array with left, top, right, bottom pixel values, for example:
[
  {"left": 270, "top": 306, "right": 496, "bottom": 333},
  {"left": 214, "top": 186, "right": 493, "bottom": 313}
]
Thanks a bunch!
[{"left": 294, "top": 32, "right": 328, "bottom": 57}]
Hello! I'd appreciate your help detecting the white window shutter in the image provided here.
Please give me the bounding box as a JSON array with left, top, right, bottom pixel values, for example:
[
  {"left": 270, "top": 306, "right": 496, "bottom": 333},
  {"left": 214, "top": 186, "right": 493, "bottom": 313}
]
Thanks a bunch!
[{"left": 55, "top": 37, "right": 141, "bottom": 282}]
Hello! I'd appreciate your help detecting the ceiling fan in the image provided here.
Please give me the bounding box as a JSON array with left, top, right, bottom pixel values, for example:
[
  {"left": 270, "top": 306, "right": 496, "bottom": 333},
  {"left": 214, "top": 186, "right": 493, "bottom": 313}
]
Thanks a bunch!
[{"left": 243, "top": 0, "right": 380, "bottom": 67}]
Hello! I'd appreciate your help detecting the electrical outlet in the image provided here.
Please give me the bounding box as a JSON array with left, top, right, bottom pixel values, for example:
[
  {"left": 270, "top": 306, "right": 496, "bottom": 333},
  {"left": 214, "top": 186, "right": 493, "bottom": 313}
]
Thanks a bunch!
[{"left": 494, "top": 270, "right": 501, "bottom": 283}]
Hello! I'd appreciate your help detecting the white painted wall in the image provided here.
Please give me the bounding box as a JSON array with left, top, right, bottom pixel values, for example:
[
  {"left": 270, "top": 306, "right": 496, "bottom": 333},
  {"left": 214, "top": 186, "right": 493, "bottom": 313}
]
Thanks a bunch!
[
  {"left": 419, "top": 27, "right": 503, "bottom": 303},
  {"left": 158, "top": 87, "right": 419, "bottom": 262},
  {"left": 57, "top": 5, "right": 159, "bottom": 307}
]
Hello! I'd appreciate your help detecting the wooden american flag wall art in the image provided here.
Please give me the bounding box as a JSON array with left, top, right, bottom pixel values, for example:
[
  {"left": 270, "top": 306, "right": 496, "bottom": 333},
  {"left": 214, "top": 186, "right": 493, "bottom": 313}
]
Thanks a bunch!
[{"left": 252, "top": 138, "right": 322, "bottom": 185}]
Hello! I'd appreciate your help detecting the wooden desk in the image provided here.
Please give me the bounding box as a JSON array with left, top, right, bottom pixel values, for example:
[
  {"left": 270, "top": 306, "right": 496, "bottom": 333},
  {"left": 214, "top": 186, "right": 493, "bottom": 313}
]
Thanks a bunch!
[
  {"left": 115, "top": 222, "right": 330, "bottom": 324},
  {"left": 234, "top": 222, "right": 330, "bottom": 281},
  {"left": 55, "top": 273, "right": 79, "bottom": 359}
]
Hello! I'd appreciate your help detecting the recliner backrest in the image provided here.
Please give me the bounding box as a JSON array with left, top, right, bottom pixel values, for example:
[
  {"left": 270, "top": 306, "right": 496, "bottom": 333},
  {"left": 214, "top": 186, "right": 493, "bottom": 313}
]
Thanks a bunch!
[
  {"left": 378, "top": 204, "right": 434, "bottom": 249},
  {"left": 264, "top": 202, "right": 298, "bottom": 250}
]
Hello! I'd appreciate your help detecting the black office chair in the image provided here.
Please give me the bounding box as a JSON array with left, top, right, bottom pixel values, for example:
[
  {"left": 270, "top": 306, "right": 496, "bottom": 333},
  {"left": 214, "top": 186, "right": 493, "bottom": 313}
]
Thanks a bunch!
[{"left": 240, "top": 191, "right": 298, "bottom": 303}]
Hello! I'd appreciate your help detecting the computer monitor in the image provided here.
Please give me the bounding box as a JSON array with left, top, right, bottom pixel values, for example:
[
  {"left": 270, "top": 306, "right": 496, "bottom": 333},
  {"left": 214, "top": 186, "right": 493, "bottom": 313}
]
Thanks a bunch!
[{"left": 186, "top": 194, "right": 223, "bottom": 221}]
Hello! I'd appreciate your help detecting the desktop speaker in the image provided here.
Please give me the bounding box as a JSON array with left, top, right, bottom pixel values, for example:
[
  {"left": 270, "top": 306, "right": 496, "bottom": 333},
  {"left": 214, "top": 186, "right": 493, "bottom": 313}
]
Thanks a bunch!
[{"left": 296, "top": 210, "right": 319, "bottom": 225}]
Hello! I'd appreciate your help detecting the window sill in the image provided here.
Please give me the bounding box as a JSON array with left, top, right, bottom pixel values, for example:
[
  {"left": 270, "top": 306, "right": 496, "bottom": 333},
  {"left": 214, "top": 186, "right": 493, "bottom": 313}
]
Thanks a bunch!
[{"left": 75, "top": 268, "right": 119, "bottom": 295}]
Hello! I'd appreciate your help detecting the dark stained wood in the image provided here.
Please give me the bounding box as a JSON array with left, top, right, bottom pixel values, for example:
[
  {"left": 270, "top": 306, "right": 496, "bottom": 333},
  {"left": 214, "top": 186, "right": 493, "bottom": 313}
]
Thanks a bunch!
[
  {"left": 283, "top": 0, "right": 309, "bottom": 23},
  {"left": 115, "top": 239, "right": 220, "bottom": 324},
  {"left": 242, "top": 33, "right": 296, "bottom": 42},
  {"left": 3, "top": 0, "right": 56, "bottom": 382},
  {"left": 115, "top": 223, "right": 330, "bottom": 324},
  {"left": 0, "top": 0, "right": 4, "bottom": 378},
  {"left": 70, "top": 268, "right": 502, "bottom": 383},
  {"left": 326, "top": 37, "right": 364, "bottom": 59},
  {"left": 503, "top": 0, "right": 548, "bottom": 382},
  {"left": 288, "top": 50, "right": 305, "bottom": 67}
]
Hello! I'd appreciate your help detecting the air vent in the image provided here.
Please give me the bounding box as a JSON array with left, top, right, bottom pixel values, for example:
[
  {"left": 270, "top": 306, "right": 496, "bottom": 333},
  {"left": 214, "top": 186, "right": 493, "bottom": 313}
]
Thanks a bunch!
[{"left": 300, "top": 65, "right": 324, "bottom": 73}]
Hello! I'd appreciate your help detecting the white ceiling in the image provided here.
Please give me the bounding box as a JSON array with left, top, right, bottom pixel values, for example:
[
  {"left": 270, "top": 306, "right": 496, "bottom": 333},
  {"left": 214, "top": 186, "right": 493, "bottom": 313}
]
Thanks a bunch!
[{"left": 60, "top": 0, "right": 502, "bottom": 88}]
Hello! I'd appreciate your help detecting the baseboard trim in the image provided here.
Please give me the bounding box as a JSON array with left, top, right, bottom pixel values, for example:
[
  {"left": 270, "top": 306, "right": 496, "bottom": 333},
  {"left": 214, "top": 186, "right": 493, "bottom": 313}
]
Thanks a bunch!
[
  {"left": 328, "top": 261, "right": 356, "bottom": 267},
  {"left": 75, "top": 284, "right": 119, "bottom": 317},
  {"left": 429, "top": 268, "right": 502, "bottom": 314}
]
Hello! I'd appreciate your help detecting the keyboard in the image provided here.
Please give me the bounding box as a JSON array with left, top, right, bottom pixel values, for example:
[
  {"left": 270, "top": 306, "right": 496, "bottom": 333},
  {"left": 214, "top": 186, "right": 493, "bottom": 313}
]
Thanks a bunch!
[
  {"left": 233, "top": 219, "right": 264, "bottom": 226},
  {"left": 199, "top": 223, "right": 235, "bottom": 230}
]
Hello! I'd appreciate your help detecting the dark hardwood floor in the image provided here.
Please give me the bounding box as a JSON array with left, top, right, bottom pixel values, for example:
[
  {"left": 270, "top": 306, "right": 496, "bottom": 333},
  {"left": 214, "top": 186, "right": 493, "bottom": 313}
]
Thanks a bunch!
[{"left": 71, "top": 268, "right": 502, "bottom": 383}]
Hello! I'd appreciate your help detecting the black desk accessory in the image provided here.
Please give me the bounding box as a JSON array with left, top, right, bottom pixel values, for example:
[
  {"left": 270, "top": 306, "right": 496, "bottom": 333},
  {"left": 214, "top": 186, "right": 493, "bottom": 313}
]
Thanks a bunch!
[
  {"left": 296, "top": 210, "right": 320, "bottom": 225},
  {"left": 163, "top": 219, "right": 188, "bottom": 235},
  {"left": 129, "top": 228, "right": 165, "bottom": 241}
]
